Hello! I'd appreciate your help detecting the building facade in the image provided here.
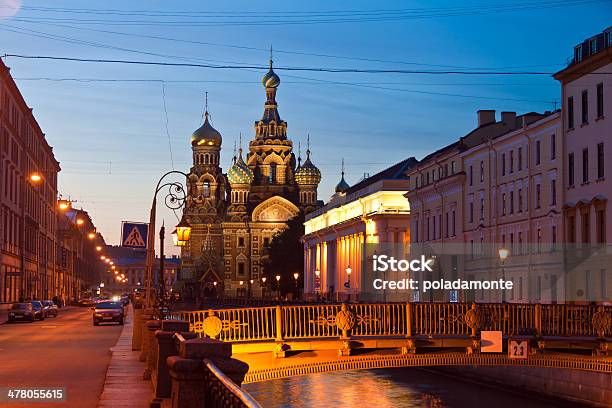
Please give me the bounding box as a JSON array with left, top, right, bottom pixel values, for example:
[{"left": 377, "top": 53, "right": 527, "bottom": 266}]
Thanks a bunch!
[
  {"left": 102, "top": 245, "right": 179, "bottom": 294},
  {"left": 302, "top": 158, "right": 416, "bottom": 301},
  {"left": 0, "top": 59, "right": 61, "bottom": 303},
  {"left": 554, "top": 27, "right": 612, "bottom": 302},
  {"left": 180, "top": 57, "right": 322, "bottom": 298}
]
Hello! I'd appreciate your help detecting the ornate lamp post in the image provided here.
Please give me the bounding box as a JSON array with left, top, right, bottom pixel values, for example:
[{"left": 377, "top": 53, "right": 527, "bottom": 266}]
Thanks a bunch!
[
  {"left": 143, "top": 171, "right": 191, "bottom": 321},
  {"left": 261, "top": 277, "right": 267, "bottom": 299},
  {"left": 498, "top": 248, "right": 509, "bottom": 302}
]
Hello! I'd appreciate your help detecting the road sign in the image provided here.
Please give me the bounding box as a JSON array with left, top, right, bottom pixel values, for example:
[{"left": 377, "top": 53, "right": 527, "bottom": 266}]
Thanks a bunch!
[
  {"left": 508, "top": 339, "right": 529, "bottom": 360},
  {"left": 481, "top": 331, "right": 503, "bottom": 353},
  {"left": 121, "top": 222, "right": 149, "bottom": 248}
]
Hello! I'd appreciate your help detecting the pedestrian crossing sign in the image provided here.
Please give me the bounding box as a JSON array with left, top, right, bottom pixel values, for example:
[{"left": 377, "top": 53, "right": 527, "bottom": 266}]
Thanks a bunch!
[{"left": 121, "top": 222, "right": 149, "bottom": 248}]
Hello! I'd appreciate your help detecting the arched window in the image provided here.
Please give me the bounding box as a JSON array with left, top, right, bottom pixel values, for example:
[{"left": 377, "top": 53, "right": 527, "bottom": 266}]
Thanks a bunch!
[{"left": 202, "top": 182, "right": 211, "bottom": 198}]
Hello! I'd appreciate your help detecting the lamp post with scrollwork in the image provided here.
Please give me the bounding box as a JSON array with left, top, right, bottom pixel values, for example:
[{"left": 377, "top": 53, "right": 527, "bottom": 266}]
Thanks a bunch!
[{"left": 144, "top": 171, "right": 192, "bottom": 321}]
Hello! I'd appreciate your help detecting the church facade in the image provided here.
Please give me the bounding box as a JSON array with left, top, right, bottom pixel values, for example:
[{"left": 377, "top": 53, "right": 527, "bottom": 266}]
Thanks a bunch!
[{"left": 179, "top": 58, "right": 322, "bottom": 298}]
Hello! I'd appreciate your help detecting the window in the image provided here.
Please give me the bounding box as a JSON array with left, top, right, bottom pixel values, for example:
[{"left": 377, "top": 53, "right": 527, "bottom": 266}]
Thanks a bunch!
[
  {"left": 582, "top": 90, "right": 588, "bottom": 124},
  {"left": 518, "top": 189, "right": 523, "bottom": 212},
  {"left": 550, "top": 134, "right": 556, "bottom": 160},
  {"left": 536, "top": 183, "right": 541, "bottom": 208},
  {"left": 480, "top": 198, "right": 484, "bottom": 220},
  {"left": 238, "top": 237, "right": 245, "bottom": 247},
  {"left": 597, "top": 83, "right": 604, "bottom": 118},
  {"left": 509, "top": 191, "right": 514, "bottom": 214},
  {"left": 502, "top": 193, "right": 506, "bottom": 216},
  {"left": 451, "top": 161, "right": 455, "bottom": 174},
  {"left": 202, "top": 182, "right": 211, "bottom": 198},
  {"left": 551, "top": 179, "right": 557, "bottom": 205},
  {"left": 568, "top": 215, "right": 576, "bottom": 243},
  {"left": 574, "top": 44, "right": 582, "bottom": 62},
  {"left": 596, "top": 209, "right": 606, "bottom": 243},
  {"left": 598, "top": 143, "right": 604, "bottom": 179},
  {"left": 501, "top": 153, "right": 506, "bottom": 176},
  {"left": 569, "top": 153, "right": 575, "bottom": 186},
  {"left": 518, "top": 231, "right": 523, "bottom": 254},
  {"left": 452, "top": 210, "right": 456, "bottom": 236},
  {"left": 237, "top": 262, "right": 246, "bottom": 276},
  {"left": 582, "top": 211, "right": 590, "bottom": 243},
  {"left": 433, "top": 216, "right": 436, "bottom": 240},
  {"left": 518, "top": 147, "right": 522, "bottom": 170},
  {"left": 582, "top": 148, "right": 589, "bottom": 183},
  {"left": 480, "top": 161, "right": 484, "bottom": 182},
  {"left": 589, "top": 38, "right": 598, "bottom": 54},
  {"left": 426, "top": 216, "right": 430, "bottom": 240},
  {"left": 509, "top": 151, "right": 514, "bottom": 173},
  {"left": 469, "top": 165, "right": 473, "bottom": 186},
  {"left": 445, "top": 212, "right": 449, "bottom": 238},
  {"left": 552, "top": 226, "right": 557, "bottom": 251},
  {"left": 269, "top": 163, "right": 277, "bottom": 183},
  {"left": 469, "top": 202, "right": 474, "bottom": 223},
  {"left": 535, "top": 140, "right": 541, "bottom": 165},
  {"left": 537, "top": 229, "right": 542, "bottom": 253},
  {"left": 568, "top": 97, "right": 574, "bottom": 129}
]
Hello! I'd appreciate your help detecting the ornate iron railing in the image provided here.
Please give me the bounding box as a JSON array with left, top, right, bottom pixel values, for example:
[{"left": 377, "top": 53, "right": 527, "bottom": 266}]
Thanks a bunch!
[
  {"left": 170, "top": 302, "right": 611, "bottom": 342},
  {"left": 202, "top": 359, "right": 261, "bottom": 408}
]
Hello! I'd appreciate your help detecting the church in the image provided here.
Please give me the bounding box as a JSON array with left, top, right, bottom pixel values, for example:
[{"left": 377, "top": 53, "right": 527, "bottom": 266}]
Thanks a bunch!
[{"left": 179, "top": 56, "right": 322, "bottom": 298}]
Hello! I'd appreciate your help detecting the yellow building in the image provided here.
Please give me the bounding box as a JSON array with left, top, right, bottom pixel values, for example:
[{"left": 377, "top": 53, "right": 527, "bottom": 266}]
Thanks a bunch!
[{"left": 302, "top": 158, "right": 416, "bottom": 301}]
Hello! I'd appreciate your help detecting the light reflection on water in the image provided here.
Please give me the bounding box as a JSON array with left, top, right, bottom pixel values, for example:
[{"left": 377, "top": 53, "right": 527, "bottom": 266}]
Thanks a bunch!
[{"left": 244, "top": 368, "right": 566, "bottom": 408}]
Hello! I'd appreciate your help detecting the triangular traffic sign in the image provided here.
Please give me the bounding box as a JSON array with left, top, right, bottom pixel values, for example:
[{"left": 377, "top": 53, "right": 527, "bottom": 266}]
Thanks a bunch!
[{"left": 124, "top": 226, "right": 146, "bottom": 247}]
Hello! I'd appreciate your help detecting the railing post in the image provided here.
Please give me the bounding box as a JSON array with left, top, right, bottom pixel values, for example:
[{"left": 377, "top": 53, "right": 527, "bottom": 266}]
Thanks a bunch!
[
  {"left": 337, "top": 303, "right": 354, "bottom": 356},
  {"left": 274, "top": 305, "right": 286, "bottom": 358},
  {"left": 534, "top": 304, "right": 542, "bottom": 337},
  {"left": 402, "top": 302, "right": 416, "bottom": 355}
]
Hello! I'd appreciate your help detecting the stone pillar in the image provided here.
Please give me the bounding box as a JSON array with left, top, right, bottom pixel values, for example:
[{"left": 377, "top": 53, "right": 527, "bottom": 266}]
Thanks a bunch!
[
  {"left": 132, "top": 307, "right": 144, "bottom": 351},
  {"left": 167, "top": 337, "right": 249, "bottom": 408},
  {"left": 153, "top": 320, "right": 195, "bottom": 399},
  {"left": 139, "top": 309, "right": 154, "bottom": 361},
  {"left": 143, "top": 320, "right": 161, "bottom": 380}
]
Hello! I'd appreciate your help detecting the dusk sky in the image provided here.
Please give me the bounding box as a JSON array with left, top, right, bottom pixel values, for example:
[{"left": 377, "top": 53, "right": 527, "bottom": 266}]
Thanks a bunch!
[{"left": 1, "top": 0, "right": 610, "bottom": 252}]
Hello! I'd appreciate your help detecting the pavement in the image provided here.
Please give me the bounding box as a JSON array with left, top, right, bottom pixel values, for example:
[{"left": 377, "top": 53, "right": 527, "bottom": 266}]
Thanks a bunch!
[
  {"left": 0, "top": 306, "right": 123, "bottom": 407},
  {"left": 97, "top": 306, "right": 153, "bottom": 408}
]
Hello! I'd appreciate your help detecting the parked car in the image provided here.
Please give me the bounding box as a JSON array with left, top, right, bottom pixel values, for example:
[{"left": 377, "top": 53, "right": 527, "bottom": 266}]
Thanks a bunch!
[
  {"left": 120, "top": 296, "right": 130, "bottom": 306},
  {"left": 7, "top": 303, "right": 35, "bottom": 323},
  {"left": 42, "top": 300, "right": 59, "bottom": 317},
  {"left": 92, "top": 301, "right": 124, "bottom": 326},
  {"left": 78, "top": 298, "right": 95, "bottom": 307},
  {"left": 30, "top": 301, "right": 45, "bottom": 320}
]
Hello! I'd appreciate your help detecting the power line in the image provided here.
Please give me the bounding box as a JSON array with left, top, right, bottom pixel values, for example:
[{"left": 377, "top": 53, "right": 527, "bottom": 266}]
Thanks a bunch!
[
  {"left": 2, "top": 53, "right": 582, "bottom": 75},
  {"left": 161, "top": 82, "right": 174, "bottom": 170},
  {"left": 10, "top": 19, "right": 563, "bottom": 70}
]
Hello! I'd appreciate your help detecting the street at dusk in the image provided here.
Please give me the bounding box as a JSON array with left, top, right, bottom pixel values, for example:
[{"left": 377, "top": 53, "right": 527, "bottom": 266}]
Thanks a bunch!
[
  {"left": 1, "top": 1, "right": 611, "bottom": 407},
  {"left": 0, "top": 307, "right": 122, "bottom": 407}
]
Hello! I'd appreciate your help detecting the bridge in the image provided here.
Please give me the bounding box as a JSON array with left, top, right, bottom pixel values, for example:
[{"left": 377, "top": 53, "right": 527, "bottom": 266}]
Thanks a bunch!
[{"left": 169, "top": 302, "right": 612, "bottom": 383}]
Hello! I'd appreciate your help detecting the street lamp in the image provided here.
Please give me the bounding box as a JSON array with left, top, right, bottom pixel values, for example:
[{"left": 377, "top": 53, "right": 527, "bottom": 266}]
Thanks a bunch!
[
  {"left": 96, "top": 246, "right": 102, "bottom": 252},
  {"left": 76, "top": 218, "right": 84, "bottom": 226},
  {"left": 293, "top": 272, "right": 299, "bottom": 301},
  {"left": 346, "top": 266, "right": 352, "bottom": 302},
  {"left": 58, "top": 200, "right": 71, "bottom": 211},
  {"left": 29, "top": 173, "right": 42, "bottom": 183},
  {"left": 499, "top": 248, "right": 509, "bottom": 302},
  {"left": 314, "top": 270, "right": 321, "bottom": 301},
  {"left": 100, "top": 282, "right": 105, "bottom": 288},
  {"left": 88, "top": 232, "right": 96, "bottom": 240},
  {"left": 275, "top": 275, "right": 281, "bottom": 300}
]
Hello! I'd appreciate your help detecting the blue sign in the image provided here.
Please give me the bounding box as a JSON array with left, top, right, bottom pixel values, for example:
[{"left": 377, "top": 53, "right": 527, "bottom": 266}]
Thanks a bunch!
[{"left": 121, "top": 222, "right": 149, "bottom": 248}]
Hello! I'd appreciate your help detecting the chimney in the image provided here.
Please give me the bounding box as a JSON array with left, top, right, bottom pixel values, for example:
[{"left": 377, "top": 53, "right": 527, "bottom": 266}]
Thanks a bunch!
[
  {"left": 477, "top": 110, "right": 496, "bottom": 127},
  {"left": 501, "top": 111, "right": 516, "bottom": 127}
]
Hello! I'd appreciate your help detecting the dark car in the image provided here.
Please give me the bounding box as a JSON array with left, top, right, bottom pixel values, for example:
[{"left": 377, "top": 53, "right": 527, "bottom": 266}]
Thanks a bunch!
[
  {"left": 30, "top": 301, "right": 45, "bottom": 320},
  {"left": 93, "top": 301, "right": 124, "bottom": 326},
  {"left": 42, "top": 300, "right": 59, "bottom": 317},
  {"left": 7, "top": 303, "right": 36, "bottom": 323},
  {"left": 78, "top": 298, "right": 95, "bottom": 307}
]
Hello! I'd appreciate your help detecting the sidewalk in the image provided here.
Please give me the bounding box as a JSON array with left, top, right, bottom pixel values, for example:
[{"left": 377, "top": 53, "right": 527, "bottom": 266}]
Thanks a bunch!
[{"left": 97, "top": 306, "right": 153, "bottom": 408}]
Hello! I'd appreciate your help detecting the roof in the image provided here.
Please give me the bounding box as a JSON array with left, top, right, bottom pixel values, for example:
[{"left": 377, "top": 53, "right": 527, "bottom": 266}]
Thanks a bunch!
[{"left": 344, "top": 156, "right": 417, "bottom": 195}]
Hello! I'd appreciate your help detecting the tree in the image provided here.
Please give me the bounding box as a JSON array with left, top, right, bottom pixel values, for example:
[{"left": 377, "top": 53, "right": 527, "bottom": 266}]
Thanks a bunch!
[{"left": 261, "top": 213, "right": 304, "bottom": 296}]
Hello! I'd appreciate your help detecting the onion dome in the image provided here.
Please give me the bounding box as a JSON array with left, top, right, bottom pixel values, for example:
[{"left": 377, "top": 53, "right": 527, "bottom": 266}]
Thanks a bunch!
[
  {"left": 335, "top": 159, "right": 350, "bottom": 193},
  {"left": 262, "top": 52, "right": 280, "bottom": 88},
  {"left": 227, "top": 150, "right": 254, "bottom": 185},
  {"left": 191, "top": 112, "right": 222, "bottom": 147},
  {"left": 295, "top": 151, "right": 321, "bottom": 185}
]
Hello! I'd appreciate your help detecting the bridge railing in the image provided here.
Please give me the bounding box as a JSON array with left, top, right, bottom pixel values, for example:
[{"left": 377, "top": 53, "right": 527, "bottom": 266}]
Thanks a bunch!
[{"left": 169, "top": 302, "right": 611, "bottom": 342}]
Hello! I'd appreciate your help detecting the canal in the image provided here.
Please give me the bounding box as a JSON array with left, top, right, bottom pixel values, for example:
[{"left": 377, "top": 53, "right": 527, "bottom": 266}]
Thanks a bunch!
[{"left": 244, "top": 368, "right": 575, "bottom": 408}]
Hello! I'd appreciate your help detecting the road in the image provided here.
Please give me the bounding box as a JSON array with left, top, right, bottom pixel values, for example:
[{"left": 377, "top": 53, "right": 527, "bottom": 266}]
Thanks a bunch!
[{"left": 0, "top": 307, "right": 123, "bottom": 407}]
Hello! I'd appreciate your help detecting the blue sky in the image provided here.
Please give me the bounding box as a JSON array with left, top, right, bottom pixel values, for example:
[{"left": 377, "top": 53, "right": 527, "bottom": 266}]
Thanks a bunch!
[{"left": 1, "top": 0, "right": 610, "bottom": 251}]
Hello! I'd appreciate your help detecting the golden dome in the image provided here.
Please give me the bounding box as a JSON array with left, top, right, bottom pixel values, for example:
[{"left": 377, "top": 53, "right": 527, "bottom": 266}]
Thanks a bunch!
[{"left": 191, "top": 112, "right": 222, "bottom": 148}]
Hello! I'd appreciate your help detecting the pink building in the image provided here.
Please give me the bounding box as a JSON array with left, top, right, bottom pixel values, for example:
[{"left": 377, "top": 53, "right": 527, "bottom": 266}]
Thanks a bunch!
[{"left": 554, "top": 28, "right": 612, "bottom": 302}]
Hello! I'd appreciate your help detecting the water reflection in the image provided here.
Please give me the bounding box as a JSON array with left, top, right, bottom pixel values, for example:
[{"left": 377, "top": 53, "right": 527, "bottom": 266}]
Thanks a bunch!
[{"left": 244, "top": 368, "right": 566, "bottom": 408}]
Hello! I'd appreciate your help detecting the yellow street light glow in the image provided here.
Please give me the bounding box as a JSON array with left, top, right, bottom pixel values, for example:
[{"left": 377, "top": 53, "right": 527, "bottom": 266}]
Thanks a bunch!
[
  {"left": 96, "top": 246, "right": 102, "bottom": 252},
  {"left": 275, "top": 275, "right": 281, "bottom": 282},
  {"left": 29, "top": 173, "right": 42, "bottom": 182},
  {"left": 114, "top": 271, "right": 118, "bottom": 275},
  {"left": 105, "top": 259, "right": 111, "bottom": 264},
  {"left": 100, "top": 256, "right": 106, "bottom": 260},
  {"left": 111, "top": 265, "right": 116, "bottom": 270},
  {"left": 88, "top": 232, "right": 96, "bottom": 240},
  {"left": 76, "top": 218, "right": 84, "bottom": 225},
  {"left": 58, "top": 200, "right": 70, "bottom": 211},
  {"left": 109, "top": 261, "right": 114, "bottom": 265}
]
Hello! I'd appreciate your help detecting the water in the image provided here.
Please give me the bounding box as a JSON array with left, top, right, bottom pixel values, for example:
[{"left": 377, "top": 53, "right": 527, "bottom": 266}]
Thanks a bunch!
[{"left": 244, "top": 368, "right": 572, "bottom": 408}]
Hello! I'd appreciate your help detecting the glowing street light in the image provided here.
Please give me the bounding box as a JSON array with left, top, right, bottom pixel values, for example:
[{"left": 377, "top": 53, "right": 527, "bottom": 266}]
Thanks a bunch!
[
  {"left": 58, "top": 200, "right": 70, "bottom": 211},
  {"left": 499, "top": 248, "right": 509, "bottom": 262},
  {"left": 29, "top": 173, "right": 42, "bottom": 183},
  {"left": 88, "top": 232, "right": 96, "bottom": 240},
  {"left": 76, "top": 218, "right": 84, "bottom": 226},
  {"left": 96, "top": 246, "right": 102, "bottom": 252},
  {"left": 100, "top": 256, "right": 106, "bottom": 260}
]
